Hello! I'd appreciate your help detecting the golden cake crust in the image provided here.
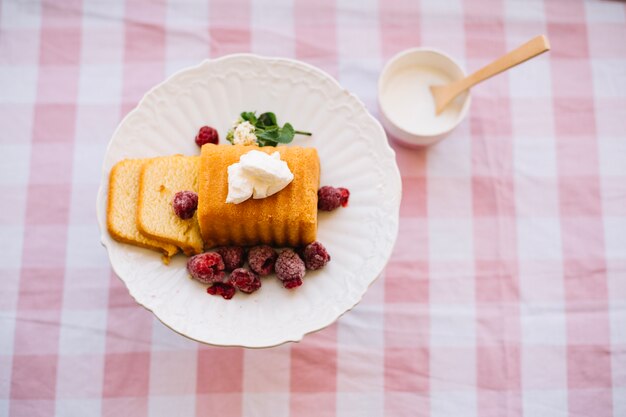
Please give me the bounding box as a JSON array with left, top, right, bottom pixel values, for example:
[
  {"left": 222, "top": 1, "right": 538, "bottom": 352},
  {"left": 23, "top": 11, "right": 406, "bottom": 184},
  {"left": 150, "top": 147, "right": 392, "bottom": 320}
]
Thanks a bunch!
[{"left": 198, "top": 144, "right": 320, "bottom": 248}]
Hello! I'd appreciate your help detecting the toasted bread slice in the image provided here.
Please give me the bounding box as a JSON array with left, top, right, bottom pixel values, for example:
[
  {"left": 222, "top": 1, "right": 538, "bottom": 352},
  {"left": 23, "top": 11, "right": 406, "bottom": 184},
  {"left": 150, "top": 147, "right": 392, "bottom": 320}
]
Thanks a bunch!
[
  {"left": 198, "top": 144, "right": 320, "bottom": 248},
  {"left": 107, "top": 159, "right": 178, "bottom": 258},
  {"left": 137, "top": 155, "right": 204, "bottom": 255}
]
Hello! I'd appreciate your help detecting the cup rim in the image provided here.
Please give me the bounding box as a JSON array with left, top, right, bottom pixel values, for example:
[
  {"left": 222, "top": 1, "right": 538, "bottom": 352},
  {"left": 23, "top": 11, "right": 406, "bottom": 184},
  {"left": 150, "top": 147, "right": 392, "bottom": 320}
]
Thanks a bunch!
[{"left": 378, "top": 47, "right": 472, "bottom": 140}]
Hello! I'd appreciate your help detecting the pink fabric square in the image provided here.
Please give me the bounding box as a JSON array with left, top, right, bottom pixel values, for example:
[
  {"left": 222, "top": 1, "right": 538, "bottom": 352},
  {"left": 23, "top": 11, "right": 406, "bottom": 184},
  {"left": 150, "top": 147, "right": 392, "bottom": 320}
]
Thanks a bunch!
[
  {"left": 33, "top": 103, "right": 77, "bottom": 143},
  {"left": 124, "top": 25, "right": 166, "bottom": 63},
  {"left": 384, "top": 260, "right": 429, "bottom": 303},
  {"left": 567, "top": 345, "right": 613, "bottom": 389},
  {"left": 384, "top": 305, "right": 429, "bottom": 348},
  {"left": 37, "top": 66, "right": 80, "bottom": 104},
  {"left": 0, "top": 185, "right": 27, "bottom": 225},
  {"left": 122, "top": 64, "right": 166, "bottom": 106},
  {"left": 21, "top": 225, "right": 68, "bottom": 268},
  {"left": 290, "top": 393, "right": 336, "bottom": 417},
  {"left": 390, "top": 141, "right": 427, "bottom": 176},
  {"left": 470, "top": 97, "right": 513, "bottom": 138},
  {"left": 390, "top": 218, "right": 428, "bottom": 262},
  {"left": 588, "top": 23, "right": 626, "bottom": 58},
  {"left": 294, "top": 0, "right": 337, "bottom": 63},
  {"left": 11, "top": 354, "right": 58, "bottom": 399},
  {"left": 25, "top": 184, "right": 71, "bottom": 225},
  {"left": 556, "top": 137, "right": 601, "bottom": 177},
  {"left": 379, "top": 0, "right": 420, "bottom": 59},
  {"left": 564, "top": 258, "right": 609, "bottom": 302},
  {"left": 568, "top": 389, "right": 613, "bottom": 417},
  {"left": 545, "top": 0, "right": 586, "bottom": 23},
  {"left": 550, "top": 59, "right": 594, "bottom": 98},
  {"left": 0, "top": 105, "right": 34, "bottom": 144},
  {"left": 63, "top": 268, "right": 110, "bottom": 310},
  {"left": 195, "top": 393, "right": 242, "bottom": 417},
  {"left": 196, "top": 347, "right": 244, "bottom": 393},
  {"left": 385, "top": 347, "right": 429, "bottom": 392},
  {"left": 426, "top": 177, "right": 472, "bottom": 218},
  {"left": 9, "top": 400, "right": 56, "bottom": 417},
  {"left": 0, "top": 29, "right": 40, "bottom": 65},
  {"left": 566, "top": 309, "right": 610, "bottom": 346},
  {"left": 558, "top": 177, "right": 602, "bottom": 217},
  {"left": 149, "top": 351, "right": 197, "bottom": 395},
  {"left": 28, "top": 143, "right": 74, "bottom": 184},
  {"left": 475, "top": 260, "right": 519, "bottom": 303},
  {"left": 514, "top": 176, "right": 560, "bottom": 218},
  {"left": 18, "top": 268, "right": 65, "bottom": 310},
  {"left": 473, "top": 218, "right": 518, "bottom": 261},
  {"left": 384, "top": 392, "right": 430, "bottom": 417},
  {"left": 13, "top": 309, "right": 61, "bottom": 355},
  {"left": 108, "top": 273, "right": 143, "bottom": 309},
  {"left": 472, "top": 177, "right": 515, "bottom": 217},
  {"left": 510, "top": 98, "right": 554, "bottom": 137},
  {"left": 75, "top": 104, "right": 122, "bottom": 144},
  {"left": 430, "top": 347, "right": 477, "bottom": 390},
  {"left": 56, "top": 354, "right": 104, "bottom": 398},
  {"left": 553, "top": 98, "right": 596, "bottom": 137},
  {"left": 290, "top": 343, "right": 337, "bottom": 392},
  {"left": 560, "top": 217, "right": 605, "bottom": 260},
  {"left": 400, "top": 177, "right": 427, "bottom": 218},
  {"left": 522, "top": 346, "right": 567, "bottom": 389},
  {"left": 547, "top": 23, "right": 589, "bottom": 59},
  {"left": 103, "top": 307, "right": 152, "bottom": 353},
  {"left": 102, "top": 397, "right": 148, "bottom": 417},
  {"left": 465, "top": 19, "right": 506, "bottom": 59},
  {"left": 476, "top": 304, "right": 521, "bottom": 347},
  {"left": 39, "top": 27, "right": 81, "bottom": 66},
  {"left": 209, "top": 0, "right": 251, "bottom": 57},
  {"left": 478, "top": 390, "right": 523, "bottom": 417},
  {"left": 477, "top": 346, "right": 521, "bottom": 390},
  {"left": 103, "top": 352, "right": 150, "bottom": 397}
]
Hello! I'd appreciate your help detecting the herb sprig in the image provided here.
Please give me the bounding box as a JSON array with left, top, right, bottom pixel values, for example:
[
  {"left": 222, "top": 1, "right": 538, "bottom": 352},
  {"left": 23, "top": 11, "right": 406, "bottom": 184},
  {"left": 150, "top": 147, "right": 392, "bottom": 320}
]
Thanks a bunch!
[{"left": 228, "top": 111, "right": 312, "bottom": 147}]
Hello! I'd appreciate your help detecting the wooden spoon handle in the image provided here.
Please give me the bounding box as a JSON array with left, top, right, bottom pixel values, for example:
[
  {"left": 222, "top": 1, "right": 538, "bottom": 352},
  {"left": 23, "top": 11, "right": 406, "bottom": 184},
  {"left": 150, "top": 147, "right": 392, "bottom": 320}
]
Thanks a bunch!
[{"left": 452, "top": 35, "right": 550, "bottom": 94}]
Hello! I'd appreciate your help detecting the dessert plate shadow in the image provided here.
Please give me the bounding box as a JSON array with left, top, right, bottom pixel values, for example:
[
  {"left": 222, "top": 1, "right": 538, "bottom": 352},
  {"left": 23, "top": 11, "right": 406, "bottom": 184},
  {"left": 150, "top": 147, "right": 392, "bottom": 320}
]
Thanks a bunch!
[{"left": 96, "top": 54, "right": 402, "bottom": 348}]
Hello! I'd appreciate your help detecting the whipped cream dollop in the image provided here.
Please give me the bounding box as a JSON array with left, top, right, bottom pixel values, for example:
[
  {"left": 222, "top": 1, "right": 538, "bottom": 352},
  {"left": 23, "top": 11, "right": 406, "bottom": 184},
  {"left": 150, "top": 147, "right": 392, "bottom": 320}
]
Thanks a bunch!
[{"left": 226, "top": 150, "right": 294, "bottom": 204}]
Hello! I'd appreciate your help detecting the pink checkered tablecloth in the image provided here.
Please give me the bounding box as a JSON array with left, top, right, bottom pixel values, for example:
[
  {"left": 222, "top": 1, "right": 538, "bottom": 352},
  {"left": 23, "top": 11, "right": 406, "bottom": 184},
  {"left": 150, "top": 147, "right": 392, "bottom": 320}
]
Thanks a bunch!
[{"left": 1, "top": 0, "right": 626, "bottom": 416}]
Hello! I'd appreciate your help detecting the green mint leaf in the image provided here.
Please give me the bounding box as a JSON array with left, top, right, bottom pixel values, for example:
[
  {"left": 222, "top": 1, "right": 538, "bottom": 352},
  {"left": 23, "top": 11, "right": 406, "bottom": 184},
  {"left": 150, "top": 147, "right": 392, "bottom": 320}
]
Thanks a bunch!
[
  {"left": 273, "top": 123, "right": 295, "bottom": 144},
  {"left": 240, "top": 111, "right": 257, "bottom": 124},
  {"left": 226, "top": 129, "right": 234, "bottom": 144},
  {"left": 257, "top": 112, "right": 277, "bottom": 128}
]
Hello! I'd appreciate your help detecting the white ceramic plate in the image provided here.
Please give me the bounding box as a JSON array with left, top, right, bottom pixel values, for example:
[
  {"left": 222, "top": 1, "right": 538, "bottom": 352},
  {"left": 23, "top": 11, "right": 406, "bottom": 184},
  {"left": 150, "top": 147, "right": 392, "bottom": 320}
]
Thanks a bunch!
[{"left": 96, "top": 54, "right": 401, "bottom": 348}]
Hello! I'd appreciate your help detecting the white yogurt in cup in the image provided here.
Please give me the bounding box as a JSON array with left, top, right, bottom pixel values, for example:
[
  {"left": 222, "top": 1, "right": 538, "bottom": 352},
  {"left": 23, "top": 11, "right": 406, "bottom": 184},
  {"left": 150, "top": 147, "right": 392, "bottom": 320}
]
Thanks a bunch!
[{"left": 378, "top": 48, "right": 471, "bottom": 147}]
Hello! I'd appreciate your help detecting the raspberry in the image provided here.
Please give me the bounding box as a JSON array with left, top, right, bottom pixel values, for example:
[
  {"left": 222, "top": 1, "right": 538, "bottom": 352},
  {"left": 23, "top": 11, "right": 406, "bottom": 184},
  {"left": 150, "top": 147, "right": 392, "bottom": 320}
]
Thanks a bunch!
[
  {"left": 338, "top": 187, "right": 350, "bottom": 207},
  {"left": 318, "top": 186, "right": 343, "bottom": 211},
  {"left": 302, "top": 241, "right": 331, "bottom": 270},
  {"left": 216, "top": 246, "right": 245, "bottom": 271},
  {"left": 230, "top": 268, "right": 261, "bottom": 294},
  {"left": 275, "top": 249, "right": 305, "bottom": 285},
  {"left": 248, "top": 245, "right": 278, "bottom": 276},
  {"left": 207, "top": 282, "right": 236, "bottom": 299},
  {"left": 172, "top": 191, "right": 198, "bottom": 219},
  {"left": 195, "top": 126, "right": 219, "bottom": 147},
  {"left": 282, "top": 277, "right": 303, "bottom": 289},
  {"left": 187, "top": 252, "right": 225, "bottom": 284}
]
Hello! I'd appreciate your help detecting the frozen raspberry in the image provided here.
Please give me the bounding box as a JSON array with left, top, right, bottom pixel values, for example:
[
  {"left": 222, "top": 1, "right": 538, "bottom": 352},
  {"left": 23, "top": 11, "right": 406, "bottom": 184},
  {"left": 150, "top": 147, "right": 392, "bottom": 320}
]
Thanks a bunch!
[
  {"left": 248, "top": 245, "right": 278, "bottom": 276},
  {"left": 282, "top": 277, "right": 303, "bottom": 289},
  {"left": 275, "top": 249, "right": 305, "bottom": 286},
  {"left": 195, "top": 125, "right": 219, "bottom": 147},
  {"left": 172, "top": 191, "right": 198, "bottom": 219},
  {"left": 338, "top": 187, "right": 350, "bottom": 207},
  {"left": 207, "top": 282, "right": 236, "bottom": 299},
  {"left": 230, "top": 268, "right": 261, "bottom": 294},
  {"left": 187, "top": 252, "right": 225, "bottom": 284},
  {"left": 318, "top": 186, "right": 344, "bottom": 211},
  {"left": 302, "top": 241, "right": 331, "bottom": 270},
  {"left": 216, "top": 246, "right": 245, "bottom": 271}
]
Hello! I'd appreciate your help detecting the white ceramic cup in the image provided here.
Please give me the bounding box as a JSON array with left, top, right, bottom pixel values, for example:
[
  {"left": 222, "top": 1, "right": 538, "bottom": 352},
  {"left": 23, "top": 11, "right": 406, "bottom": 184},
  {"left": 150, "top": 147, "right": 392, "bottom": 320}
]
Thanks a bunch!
[{"left": 378, "top": 48, "right": 471, "bottom": 147}]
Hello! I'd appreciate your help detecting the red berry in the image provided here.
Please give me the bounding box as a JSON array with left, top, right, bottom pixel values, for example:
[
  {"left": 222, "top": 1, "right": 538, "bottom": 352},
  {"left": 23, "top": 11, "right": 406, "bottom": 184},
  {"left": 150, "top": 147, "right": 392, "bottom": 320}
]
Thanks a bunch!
[
  {"left": 195, "top": 126, "right": 219, "bottom": 147},
  {"left": 216, "top": 246, "right": 245, "bottom": 271},
  {"left": 302, "top": 241, "right": 331, "bottom": 270},
  {"left": 318, "top": 186, "right": 342, "bottom": 211},
  {"left": 275, "top": 249, "right": 305, "bottom": 284},
  {"left": 172, "top": 191, "right": 198, "bottom": 219},
  {"left": 248, "top": 245, "right": 278, "bottom": 276},
  {"left": 187, "top": 252, "right": 225, "bottom": 284},
  {"left": 338, "top": 187, "right": 350, "bottom": 207},
  {"left": 282, "top": 277, "right": 303, "bottom": 289},
  {"left": 207, "top": 282, "right": 236, "bottom": 299},
  {"left": 230, "top": 268, "right": 261, "bottom": 294}
]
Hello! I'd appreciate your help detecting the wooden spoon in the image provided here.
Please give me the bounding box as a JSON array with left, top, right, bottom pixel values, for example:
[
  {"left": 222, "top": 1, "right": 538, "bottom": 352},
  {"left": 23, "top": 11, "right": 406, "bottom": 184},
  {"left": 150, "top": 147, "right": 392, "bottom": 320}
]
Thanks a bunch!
[{"left": 430, "top": 35, "right": 550, "bottom": 115}]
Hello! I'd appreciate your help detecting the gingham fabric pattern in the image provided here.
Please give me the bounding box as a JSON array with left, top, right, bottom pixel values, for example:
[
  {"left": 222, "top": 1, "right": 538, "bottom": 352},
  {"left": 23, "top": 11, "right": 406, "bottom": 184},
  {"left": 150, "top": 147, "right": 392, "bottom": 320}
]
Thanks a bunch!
[{"left": 1, "top": 0, "right": 625, "bottom": 416}]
